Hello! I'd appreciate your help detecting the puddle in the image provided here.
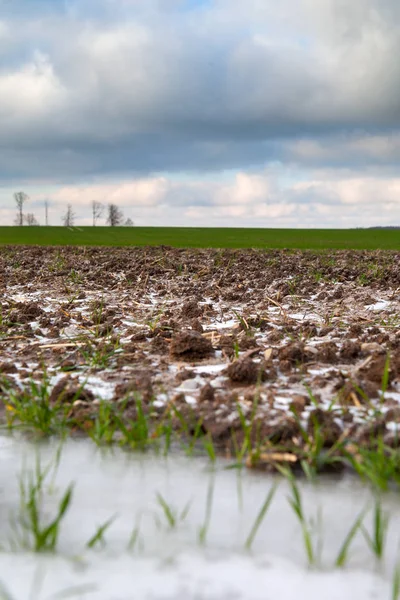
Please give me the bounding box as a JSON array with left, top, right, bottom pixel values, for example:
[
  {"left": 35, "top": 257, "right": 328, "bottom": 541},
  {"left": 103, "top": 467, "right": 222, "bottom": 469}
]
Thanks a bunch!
[{"left": 0, "top": 437, "right": 398, "bottom": 599}]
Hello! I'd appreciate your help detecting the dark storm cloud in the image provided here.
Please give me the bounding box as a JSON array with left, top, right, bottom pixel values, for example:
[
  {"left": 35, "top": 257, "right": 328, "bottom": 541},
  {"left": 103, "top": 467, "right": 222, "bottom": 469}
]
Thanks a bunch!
[{"left": 1, "top": 0, "right": 400, "bottom": 181}]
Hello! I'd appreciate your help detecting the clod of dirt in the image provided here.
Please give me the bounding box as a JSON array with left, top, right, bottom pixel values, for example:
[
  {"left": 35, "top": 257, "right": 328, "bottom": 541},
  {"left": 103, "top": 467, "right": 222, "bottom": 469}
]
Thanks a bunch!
[
  {"left": 180, "top": 300, "right": 203, "bottom": 319},
  {"left": 338, "top": 378, "right": 379, "bottom": 404},
  {"left": 130, "top": 331, "right": 148, "bottom": 342},
  {"left": 60, "top": 359, "right": 78, "bottom": 371},
  {"left": 267, "top": 330, "right": 282, "bottom": 343},
  {"left": 354, "top": 418, "right": 387, "bottom": 445},
  {"left": 267, "top": 416, "right": 301, "bottom": 444},
  {"left": 329, "top": 286, "right": 344, "bottom": 300},
  {"left": 199, "top": 382, "right": 215, "bottom": 402},
  {"left": 39, "top": 316, "right": 52, "bottom": 327},
  {"left": 67, "top": 402, "right": 96, "bottom": 428},
  {"left": 318, "top": 326, "right": 334, "bottom": 338},
  {"left": 114, "top": 371, "right": 154, "bottom": 402},
  {"left": 301, "top": 323, "right": 318, "bottom": 338},
  {"left": 349, "top": 323, "right": 363, "bottom": 336},
  {"left": 225, "top": 358, "right": 265, "bottom": 385},
  {"left": 289, "top": 395, "right": 309, "bottom": 415},
  {"left": 307, "top": 408, "right": 342, "bottom": 446},
  {"left": 358, "top": 355, "right": 394, "bottom": 385},
  {"left": 0, "top": 362, "right": 17, "bottom": 374},
  {"left": 170, "top": 331, "right": 214, "bottom": 360},
  {"left": 340, "top": 340, "right": 361, "bottom": 359},
  {"left": 218, "top": 335, "right": 235, "bottom": 359},
  {"left": 48, "top": 327, "right": 61, "bottom": 339},
  {"left": 49, "top": 377, "right": 95, "bottom": 404},
  {"left": 237, "top": 335, "right": 259, "bottom": 351},
  {"left": 151, "top": 335, "right": 169, "bottom": 354},
  {"left": 10, "top": 302, "right": 44, "bottom": 324},
  {"left": 318, "top": 342, "right": 338, "bottom": 363},
  {"left": 279, "top": 343, "right": 306, "bottom": 364},
  {"left": 189, "top": 318, "right": 203, "bottom": 332},
  {"left": 175, "top": 368, "right": 196, "bottom": 384}
]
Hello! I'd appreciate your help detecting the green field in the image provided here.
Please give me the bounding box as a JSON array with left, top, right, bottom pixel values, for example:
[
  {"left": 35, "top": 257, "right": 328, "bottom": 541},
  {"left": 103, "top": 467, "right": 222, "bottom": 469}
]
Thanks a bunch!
[{"left": 0, "top": 226, "right": 399, "bottom": 249}]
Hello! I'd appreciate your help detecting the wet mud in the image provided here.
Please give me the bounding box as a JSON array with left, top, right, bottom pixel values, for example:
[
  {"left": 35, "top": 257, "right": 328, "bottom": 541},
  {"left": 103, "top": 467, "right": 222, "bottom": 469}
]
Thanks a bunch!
[{"left": 1, "top": 245, "right": 400, "bottom": 470}]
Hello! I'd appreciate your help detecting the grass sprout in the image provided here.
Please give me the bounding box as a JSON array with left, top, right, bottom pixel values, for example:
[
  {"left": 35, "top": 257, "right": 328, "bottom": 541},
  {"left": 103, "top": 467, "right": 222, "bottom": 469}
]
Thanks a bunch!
[
  {"left": 279, "top": 466, "right": 316, "bottom": 566},
  {"left": 199, "top": 476, "right": 215, "bottom": 545},
  {"left": 10, "top": 456, "right": 73, "bottom": 553},
  {"left": 155, "top": 493, "right": 191, "bottom": 530},
  {"left": 361, "top": 497, "right": 389, "bottom": 560},
  {"left": 86, "top": 515, "right": 117, "bottom": 549},
  {"left": 245, "top": 483, "right": 278, "bottom": 550},
  {"left": 392, "top": 563, "right": 400, "bottom": 600},
  {"left": 335, "top": 507, "right": 367, "bottom": 567}
]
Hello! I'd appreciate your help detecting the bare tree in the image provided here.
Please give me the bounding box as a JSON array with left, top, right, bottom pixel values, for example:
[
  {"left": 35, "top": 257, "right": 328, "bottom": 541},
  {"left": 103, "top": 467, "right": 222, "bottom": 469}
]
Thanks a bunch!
[
  {"left": 92, "top": 200, "right": 104, "bottom": 226},
  {"left": 14, "top": 191, "right": 29, "bottom": 226},
  {"left": 125, "top": 218, "right": 134, "bottom": 226},
  {"left": 106, "top": 203, "right": 124, "bottom": 227},
  {"left": 25, "top": 213, "right": 39, "bottom": 226},
  {"left": 61, "top": 204, "right": 76, "bottom": 227}
]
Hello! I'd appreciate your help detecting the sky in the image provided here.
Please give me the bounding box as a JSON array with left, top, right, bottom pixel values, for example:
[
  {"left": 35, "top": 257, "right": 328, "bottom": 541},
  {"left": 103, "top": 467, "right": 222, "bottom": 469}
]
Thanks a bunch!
[{"left": 1, "top": 0, "right": 400, "bottom": 227}]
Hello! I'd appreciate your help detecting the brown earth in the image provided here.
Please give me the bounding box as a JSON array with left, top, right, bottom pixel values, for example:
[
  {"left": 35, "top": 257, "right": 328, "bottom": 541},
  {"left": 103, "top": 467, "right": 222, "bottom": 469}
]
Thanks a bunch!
[{"left": 1, "top": 245, "right": 400, "bottom": 470}]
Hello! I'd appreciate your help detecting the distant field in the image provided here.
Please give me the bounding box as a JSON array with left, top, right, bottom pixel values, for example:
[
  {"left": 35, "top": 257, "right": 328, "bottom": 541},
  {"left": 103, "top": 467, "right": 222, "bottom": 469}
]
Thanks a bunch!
[{"left": 0, "top": 226, "right": 399, "bottom": 250}]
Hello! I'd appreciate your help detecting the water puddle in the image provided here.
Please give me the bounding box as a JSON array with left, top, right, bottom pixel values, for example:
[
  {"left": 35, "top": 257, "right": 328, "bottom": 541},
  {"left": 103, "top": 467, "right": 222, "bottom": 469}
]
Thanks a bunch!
[{"left": 0, "top": 437, "right": 398, "bottom": 599}]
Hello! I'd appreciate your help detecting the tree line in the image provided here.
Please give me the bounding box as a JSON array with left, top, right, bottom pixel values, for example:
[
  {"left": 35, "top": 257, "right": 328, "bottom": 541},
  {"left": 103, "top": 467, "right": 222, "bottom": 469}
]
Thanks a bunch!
[{"left": 11, "top": 192, "right": 134, "bottom": 227}]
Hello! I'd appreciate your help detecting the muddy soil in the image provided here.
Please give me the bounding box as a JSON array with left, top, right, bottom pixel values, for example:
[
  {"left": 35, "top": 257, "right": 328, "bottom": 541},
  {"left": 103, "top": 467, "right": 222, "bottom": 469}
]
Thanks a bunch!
[{"left": 0, "top": 246, "right": 399, "bottom": 468}]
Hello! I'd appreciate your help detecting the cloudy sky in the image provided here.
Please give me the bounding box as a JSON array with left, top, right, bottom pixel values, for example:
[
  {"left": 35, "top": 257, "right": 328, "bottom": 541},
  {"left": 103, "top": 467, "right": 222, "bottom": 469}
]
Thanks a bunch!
[{"left": 1, "top": 0, "right": 400, "bottom": 227}]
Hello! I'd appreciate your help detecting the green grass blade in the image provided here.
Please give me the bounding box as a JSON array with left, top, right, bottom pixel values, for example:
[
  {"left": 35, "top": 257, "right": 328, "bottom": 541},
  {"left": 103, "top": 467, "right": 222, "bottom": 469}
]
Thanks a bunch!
[
  {"left": 335, "top": 507, "right": 367, "bottom": 567},
  {"left": 156, "top": 493, "right": 176, "bottom": 528},
  {"left": 245, "top": 483, "right": 278, "bottom": 550},
  {"left": 86, "top": 515, "right": 117, "bottom": 549}
]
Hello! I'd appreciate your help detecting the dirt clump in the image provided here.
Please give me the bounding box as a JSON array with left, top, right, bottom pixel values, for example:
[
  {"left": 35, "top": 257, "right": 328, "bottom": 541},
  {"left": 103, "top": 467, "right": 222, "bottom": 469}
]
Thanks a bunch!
[
  {"left": 219, "top": 335, "right": 236, "bottom": 359},
  {"left": 180, "top": 300, "right": 203, "bottom": 319},
  {"left": 49, "top": 377, "right": 95, "bottom": 405},
  {"left": 307, "top": 409, "right": 342, "bottom": 446},
  {"left": 9, "top": 302, "right": 44, "bottom": 324},
  {"left": 267, "top": 416, "right": 301, "bottom": 445},
  {"left": 340, "top": 340, "right": 361, "bottom": 359},
  {"left": 318, "top": 342, "right": 338, "bottom": 363},
  {"left": 189, "top": 318, "right": 203, "bottom": 332},
  {"left": 279, "top": 343, "right": 306, "bottom": 364},
  {"left": 175, "top": 368, "right": 196, "bottom": 384},
  {"left": 289, "top": 395, "right": 309, "bottom": 414},
  {"left": 237, "top": 335, "right": 259, "bottom": 351},
  {"left": 151, "top": 335, "right": 169, "bottom": 354},
  {"left": 353, "top": 418, "right": 387, "bottom": 445},
  {"left": 170, "top": 331, "right": 214, "bottom": 360},
  {"left": 0, "top": 362, "right": 18, "bottom": 374},
  {"left": 199, "top": 382, "right": 215, "bottom": 402},
  {"left": 225, "top": 358, "right": 265, "bottom": 384},
  {"left": 358, "top": 355, "right": 398, "bottom": 386},
  {"left": 114, "top": 371, "right": 154, "bottom": 403}
]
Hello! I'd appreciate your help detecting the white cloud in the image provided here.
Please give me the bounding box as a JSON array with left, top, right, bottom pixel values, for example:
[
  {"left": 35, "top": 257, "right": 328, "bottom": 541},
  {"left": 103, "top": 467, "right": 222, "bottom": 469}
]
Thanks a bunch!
[
  {"left": 2, "top": 166, "right": 400, "bottom": 228},
  {"left": 52, "top": 177, "right": 168, "bottom": 207},
  {"left": 0, "top": 0, "right": 400, "bottom": 227},
  {"left": 0, "top": 52, "right": 64, "bottom": 126}
]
